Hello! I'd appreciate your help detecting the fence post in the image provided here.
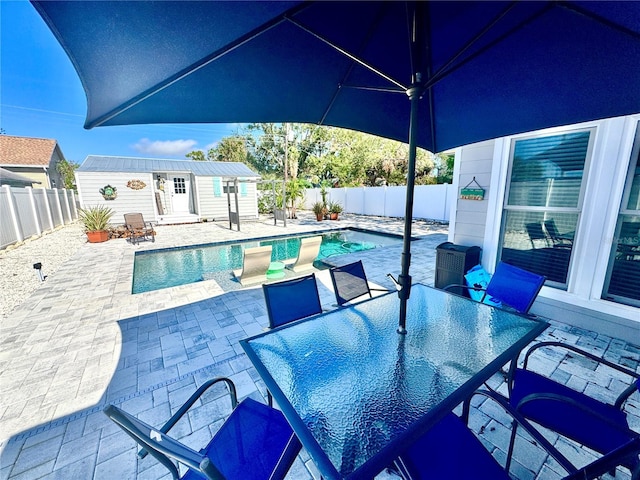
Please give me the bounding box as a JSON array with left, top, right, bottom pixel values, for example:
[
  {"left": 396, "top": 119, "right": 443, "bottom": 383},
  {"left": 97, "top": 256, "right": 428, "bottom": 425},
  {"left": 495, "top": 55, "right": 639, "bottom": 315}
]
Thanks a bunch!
[
  {"left": 26, "top": 187, "right": 43, "bottom": 235},
  {"left": 4, "top": 185, "right": 24, "bottom": 243},
  {"left": 70, "top": 190, "right": 78, "bottom": 219},
  {"left": 42, "top": 188, "right": 54, "bottom": 232},
  {"left": 61, "top": 189, "right": 72, "bottom": 224},
  {"left": 53, "top": 188, "right": 63, "bottom": 228}
]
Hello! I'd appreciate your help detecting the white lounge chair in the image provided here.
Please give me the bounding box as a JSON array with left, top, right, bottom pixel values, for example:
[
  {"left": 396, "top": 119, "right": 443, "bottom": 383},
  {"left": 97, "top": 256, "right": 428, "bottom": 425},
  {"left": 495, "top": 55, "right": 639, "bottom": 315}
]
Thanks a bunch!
[
  {"left": 286, "top": 236, "right": 322, "bottom": 273},
  {"left": 233, "top": 245, "right": 273, "bottom": 286}
]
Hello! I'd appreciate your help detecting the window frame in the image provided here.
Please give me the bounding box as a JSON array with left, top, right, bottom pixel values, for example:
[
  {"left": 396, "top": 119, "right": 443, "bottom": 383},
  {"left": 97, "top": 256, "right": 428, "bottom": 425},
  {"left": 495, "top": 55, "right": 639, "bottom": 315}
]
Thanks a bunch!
[
  {"left": 497, "top": 127, "right": 596, "bottom": 289},
  {"left": 601, "top": 124, "right": 640, "bottom": 307}
]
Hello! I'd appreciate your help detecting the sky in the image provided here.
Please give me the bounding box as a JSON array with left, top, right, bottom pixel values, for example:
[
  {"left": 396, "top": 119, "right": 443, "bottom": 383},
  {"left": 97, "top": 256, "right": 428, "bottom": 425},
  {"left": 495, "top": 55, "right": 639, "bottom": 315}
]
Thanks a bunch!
[{"left": 1, "top": 1, "right": 241, "bottom": 164}]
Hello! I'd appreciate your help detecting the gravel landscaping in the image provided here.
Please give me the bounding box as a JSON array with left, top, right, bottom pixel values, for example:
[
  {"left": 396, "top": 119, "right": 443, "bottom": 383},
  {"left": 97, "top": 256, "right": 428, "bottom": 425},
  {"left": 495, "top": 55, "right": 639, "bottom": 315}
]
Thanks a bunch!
[{"left": 0, "top": 222, "right": 87, "bottom": 318}]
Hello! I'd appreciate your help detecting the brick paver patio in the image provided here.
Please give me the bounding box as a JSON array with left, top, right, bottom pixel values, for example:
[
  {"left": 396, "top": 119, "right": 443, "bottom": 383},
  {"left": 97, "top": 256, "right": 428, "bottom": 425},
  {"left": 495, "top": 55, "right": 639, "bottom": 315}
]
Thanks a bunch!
[{"left": 0, "top": 213, "right": 637, "bottom": 480}]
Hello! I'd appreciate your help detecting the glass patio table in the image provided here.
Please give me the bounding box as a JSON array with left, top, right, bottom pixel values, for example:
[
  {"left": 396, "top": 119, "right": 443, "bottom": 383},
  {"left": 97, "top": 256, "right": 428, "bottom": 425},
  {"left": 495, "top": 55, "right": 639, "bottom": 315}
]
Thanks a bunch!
[{"left": 240, "top": 284, "right": 548, "bottom": 480}]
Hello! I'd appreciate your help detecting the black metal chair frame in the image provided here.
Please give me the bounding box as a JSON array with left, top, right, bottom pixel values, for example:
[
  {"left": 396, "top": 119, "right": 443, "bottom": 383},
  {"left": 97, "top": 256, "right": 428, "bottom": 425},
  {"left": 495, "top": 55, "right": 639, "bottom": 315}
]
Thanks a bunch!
[
  {"left": 443, "top": 262, "right": 545, "bottom": 315},
  {"left": 392, "top": 388, "right": 640, "bottom": 480},
  {"left": 104, "top": 377, "right": 301, "bottom": 480},
  {"left": 506, "top": 341, "right": 640, "bottom": 475},
  {"left": 508, "top": 341, "right": 640, "bottom": 412}
]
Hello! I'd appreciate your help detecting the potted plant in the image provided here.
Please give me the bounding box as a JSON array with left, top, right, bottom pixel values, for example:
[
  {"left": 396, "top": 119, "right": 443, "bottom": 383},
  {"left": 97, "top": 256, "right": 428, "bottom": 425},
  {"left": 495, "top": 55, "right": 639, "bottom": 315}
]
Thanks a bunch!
[
  {"left": 328, "top": 201, "right": 343, "bottom": 220},
  {"left": 312, "top": 201, "right": 327, "bottom": 221},
  {"left": 78, "top": 205, "right": 114, "bottom": 243}
]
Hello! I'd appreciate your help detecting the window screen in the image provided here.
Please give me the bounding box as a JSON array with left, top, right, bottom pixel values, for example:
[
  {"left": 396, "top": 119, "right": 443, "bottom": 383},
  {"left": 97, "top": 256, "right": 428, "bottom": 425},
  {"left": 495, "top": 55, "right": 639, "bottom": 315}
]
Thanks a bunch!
[{"left": 499, "top": 130, "right": 592, "bottom": 288}]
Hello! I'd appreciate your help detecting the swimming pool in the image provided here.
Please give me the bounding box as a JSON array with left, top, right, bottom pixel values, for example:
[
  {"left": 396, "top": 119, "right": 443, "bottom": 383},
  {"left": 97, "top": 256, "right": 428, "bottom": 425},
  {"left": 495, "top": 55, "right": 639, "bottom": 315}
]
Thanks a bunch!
[{"left": 132, "top": 228, "right": 403, "bottom": 293}]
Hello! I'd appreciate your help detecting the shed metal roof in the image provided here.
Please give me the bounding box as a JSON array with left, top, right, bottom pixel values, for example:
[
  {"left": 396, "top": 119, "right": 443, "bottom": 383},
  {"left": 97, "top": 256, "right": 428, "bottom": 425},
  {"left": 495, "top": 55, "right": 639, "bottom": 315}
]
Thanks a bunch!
[{"left": 78, "top": 155, "right": 260, "bottom": 177}]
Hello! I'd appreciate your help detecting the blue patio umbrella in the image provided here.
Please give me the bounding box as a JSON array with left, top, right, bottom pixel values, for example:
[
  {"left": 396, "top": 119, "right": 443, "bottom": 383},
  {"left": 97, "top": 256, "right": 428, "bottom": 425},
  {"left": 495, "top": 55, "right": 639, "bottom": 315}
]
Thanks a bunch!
[{"left": 32, "top": 1, "right": 640, "bottom": 332}]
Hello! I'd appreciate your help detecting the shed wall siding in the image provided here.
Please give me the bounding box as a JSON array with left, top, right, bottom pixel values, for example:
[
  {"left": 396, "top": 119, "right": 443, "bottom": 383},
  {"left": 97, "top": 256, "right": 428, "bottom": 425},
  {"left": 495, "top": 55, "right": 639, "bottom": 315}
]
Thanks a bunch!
[
  {"left": 196, "top": 177, "right": 258, "bottom": 219},
  {"left": 76, "top": 172, "right": 156, "bottom": 224}
]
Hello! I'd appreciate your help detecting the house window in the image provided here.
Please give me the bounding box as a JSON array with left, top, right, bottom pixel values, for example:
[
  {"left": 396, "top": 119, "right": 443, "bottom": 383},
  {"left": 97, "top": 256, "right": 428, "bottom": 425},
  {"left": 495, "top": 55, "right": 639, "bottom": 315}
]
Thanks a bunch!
[
  {"left": 498, "top": 129, "right": 593, "bottom": 287},
  {"left": 602, "top": 126, "right": 640, "bottom": 307}
]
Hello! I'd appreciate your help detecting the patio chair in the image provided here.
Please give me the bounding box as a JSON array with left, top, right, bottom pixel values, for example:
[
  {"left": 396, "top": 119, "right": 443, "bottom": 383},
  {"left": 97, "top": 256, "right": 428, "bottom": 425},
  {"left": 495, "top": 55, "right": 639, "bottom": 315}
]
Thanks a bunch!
[
  {"left": 544, "top": 219, "right": 573, "bottom": 248},
  {"left": 507, "top": 341, "right": 640, "bottom": 474},
  {"left": 233, "top": 245, "right": 273, "bottom": 286},
  {"left": 286, "top": 236, "right": 322, "bottom": 272},
  {"left": 525, "top": 221, "right": 551, "bottom": 248},
  {"left": 124, "top": 212, "right": 155, "bottom": 245},
  {"left": 391, "top": 389, "right": 640, "bottom": 480},
  {"left": 104, "top": 377, "right": 301, "bottom": 480},
  {"left": 263, "top": 273, "right": 322, "bottom": 329},
  {"left": 329, "top": 260, "right": 389, "bottom": 306},
  {"left": 444, "top": 261, "right": 545, "bottom": 315}
]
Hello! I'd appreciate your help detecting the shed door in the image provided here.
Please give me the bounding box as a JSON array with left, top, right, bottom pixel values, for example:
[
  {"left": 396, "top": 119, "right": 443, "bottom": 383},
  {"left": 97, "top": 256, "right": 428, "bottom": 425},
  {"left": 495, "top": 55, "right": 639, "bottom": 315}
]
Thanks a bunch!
[{"left": 170, "top": 176, "right": 190, "bottom": 213}]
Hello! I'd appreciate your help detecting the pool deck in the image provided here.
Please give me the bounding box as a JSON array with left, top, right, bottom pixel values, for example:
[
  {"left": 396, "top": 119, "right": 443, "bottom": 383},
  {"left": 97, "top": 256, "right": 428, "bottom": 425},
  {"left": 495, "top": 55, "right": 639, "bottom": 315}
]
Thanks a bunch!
[{"left": 0, "top": 213, "right": 638, "bottom": 480}]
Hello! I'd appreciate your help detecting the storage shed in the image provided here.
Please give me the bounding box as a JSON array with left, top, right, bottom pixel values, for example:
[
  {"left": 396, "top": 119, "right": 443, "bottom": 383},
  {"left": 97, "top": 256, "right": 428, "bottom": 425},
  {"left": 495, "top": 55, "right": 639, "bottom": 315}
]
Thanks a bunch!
[{"left": 75, "top": 156, "right": 261, "bottom": 224}]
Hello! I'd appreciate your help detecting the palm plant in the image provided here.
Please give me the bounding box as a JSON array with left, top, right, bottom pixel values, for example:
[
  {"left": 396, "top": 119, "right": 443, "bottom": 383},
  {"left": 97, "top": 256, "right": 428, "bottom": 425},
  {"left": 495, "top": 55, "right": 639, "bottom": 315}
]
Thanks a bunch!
[
  {"left": 285, "top": 179, "right": 306, "bottom": 219},
  {"left": 78, "top": 205, "right": 114, "bottom": 232}
]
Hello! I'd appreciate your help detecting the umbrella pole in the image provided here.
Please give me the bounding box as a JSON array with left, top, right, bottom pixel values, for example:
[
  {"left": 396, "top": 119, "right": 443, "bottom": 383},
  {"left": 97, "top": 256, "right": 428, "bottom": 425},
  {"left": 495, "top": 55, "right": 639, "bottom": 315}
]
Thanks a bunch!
[{"left": 398, "top": 84, "right": 421, "bottom": 334}]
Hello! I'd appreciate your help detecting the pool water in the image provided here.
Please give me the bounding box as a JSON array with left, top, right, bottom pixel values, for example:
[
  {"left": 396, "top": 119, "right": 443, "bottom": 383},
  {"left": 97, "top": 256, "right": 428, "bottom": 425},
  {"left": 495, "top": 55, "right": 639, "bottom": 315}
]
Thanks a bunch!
[{"left": 132, "top": 228, "right": 403, "bottom": 293}]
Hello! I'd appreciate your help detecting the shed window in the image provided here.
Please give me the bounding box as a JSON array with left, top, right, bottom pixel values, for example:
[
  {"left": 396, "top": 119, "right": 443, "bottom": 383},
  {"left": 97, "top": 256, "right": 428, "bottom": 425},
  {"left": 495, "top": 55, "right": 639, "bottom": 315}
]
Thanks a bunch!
[{"left": 498, "top": 129, "right": 592, "bottom": 287}]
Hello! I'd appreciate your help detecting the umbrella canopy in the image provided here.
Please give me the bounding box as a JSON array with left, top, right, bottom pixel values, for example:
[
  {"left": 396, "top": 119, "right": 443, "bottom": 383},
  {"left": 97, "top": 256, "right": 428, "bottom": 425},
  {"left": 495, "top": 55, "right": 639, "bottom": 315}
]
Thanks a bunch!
[{"left": 32, "top": 0, "right": 640, "bottom": 330}]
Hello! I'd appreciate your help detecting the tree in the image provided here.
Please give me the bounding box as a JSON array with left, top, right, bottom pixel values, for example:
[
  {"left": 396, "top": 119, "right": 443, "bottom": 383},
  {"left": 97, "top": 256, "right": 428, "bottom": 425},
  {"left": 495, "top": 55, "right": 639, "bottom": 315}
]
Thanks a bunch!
[
  {"left": 189, "top": 123, "right": 442, "bottom": 186},
  {"left": 56, "top": 158, "right": 80, "bottom": 190},
  {"left": 433, "top": 153, "right": 455, "bottom": 184},
  {"left": 185, "top": 150, "right": 206, "bottom": 161},
  {"left": 210, "top": 135, "right": 248, "bottom": 163}
]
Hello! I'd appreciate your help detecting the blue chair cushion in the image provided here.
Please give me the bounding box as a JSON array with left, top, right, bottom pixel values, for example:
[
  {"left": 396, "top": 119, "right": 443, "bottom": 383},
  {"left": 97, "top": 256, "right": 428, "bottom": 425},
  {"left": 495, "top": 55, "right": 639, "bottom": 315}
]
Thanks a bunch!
[
  {"left": 511, "top": 369, "right": 637, "bottom": 467},
  {"left": 397, "top": 413, "right": 510, "bottom": 480},
  {"left": 183, "top": 398, "right": 296, "bottom": 480}
]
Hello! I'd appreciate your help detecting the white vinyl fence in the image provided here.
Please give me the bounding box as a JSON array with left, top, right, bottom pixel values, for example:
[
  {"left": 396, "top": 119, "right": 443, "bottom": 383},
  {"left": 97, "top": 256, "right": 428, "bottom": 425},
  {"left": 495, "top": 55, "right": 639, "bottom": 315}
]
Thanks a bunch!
[
  {"left": 303, "top": 184, "right": 454, "bottom": 222},
  {"left": 1, "top": 185, "right": 78, "bottom": 250}
]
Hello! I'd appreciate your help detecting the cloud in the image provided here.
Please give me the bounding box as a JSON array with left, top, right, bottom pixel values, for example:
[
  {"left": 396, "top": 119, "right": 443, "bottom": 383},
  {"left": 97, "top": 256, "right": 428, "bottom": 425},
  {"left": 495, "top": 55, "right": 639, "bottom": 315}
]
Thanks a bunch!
[{"left": 131, "top": 138, "right": 198, "bottom": 156}]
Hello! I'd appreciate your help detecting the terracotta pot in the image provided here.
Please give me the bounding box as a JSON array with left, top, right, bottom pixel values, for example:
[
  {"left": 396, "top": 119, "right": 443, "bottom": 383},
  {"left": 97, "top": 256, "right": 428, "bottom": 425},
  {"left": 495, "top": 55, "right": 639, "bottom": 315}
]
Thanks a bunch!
[
  {"left": 315, "top": 214, "right": 324, "bottom": 221},
  {"left": 330, "top": 213, "right": 338, "bottom": 220},
  {"left": 86, "top": 230, "right": 109, "bottom": 243}
]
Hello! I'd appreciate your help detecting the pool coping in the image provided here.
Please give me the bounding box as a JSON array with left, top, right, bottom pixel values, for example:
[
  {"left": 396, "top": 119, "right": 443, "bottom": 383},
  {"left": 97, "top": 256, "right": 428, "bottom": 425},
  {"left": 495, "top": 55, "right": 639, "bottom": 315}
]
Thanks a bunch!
[{"left": 132, "top": 226, "right": 420, "bottom": 256}]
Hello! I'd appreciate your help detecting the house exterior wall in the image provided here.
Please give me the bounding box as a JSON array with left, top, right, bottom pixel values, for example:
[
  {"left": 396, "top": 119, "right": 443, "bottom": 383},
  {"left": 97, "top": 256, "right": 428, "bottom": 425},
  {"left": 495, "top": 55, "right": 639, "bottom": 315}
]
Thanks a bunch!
[
  {"left": 76, "top": 171, "right": 156, "bottom": 225},
  {"left": 449, "top": 140, "right": 494, "bottom": 248},
  {"left": 196, "top": 177, "right": 258, "bottom": 220},
  {"left": 48, "top": 147, "right": 65, "bottom": 189},
  {"left": 449, "top": 114, "right": 640, "bottom": 343},
  {"left": 3, "top": 167, "right": 48, "bottom": 188}
]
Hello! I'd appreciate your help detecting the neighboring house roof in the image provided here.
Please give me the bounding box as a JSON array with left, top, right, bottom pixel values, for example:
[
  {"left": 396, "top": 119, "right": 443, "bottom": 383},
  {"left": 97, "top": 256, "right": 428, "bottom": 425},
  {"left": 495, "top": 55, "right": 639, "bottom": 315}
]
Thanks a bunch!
[
  {"left": 0, "top": 135, "right": 58, "bottom": 167},
  {"left": 78, "top": 155, "right": 261, "bottom": 177},
  {"left": 0, "top": 167, "right": 41, "bottom": 186}
]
